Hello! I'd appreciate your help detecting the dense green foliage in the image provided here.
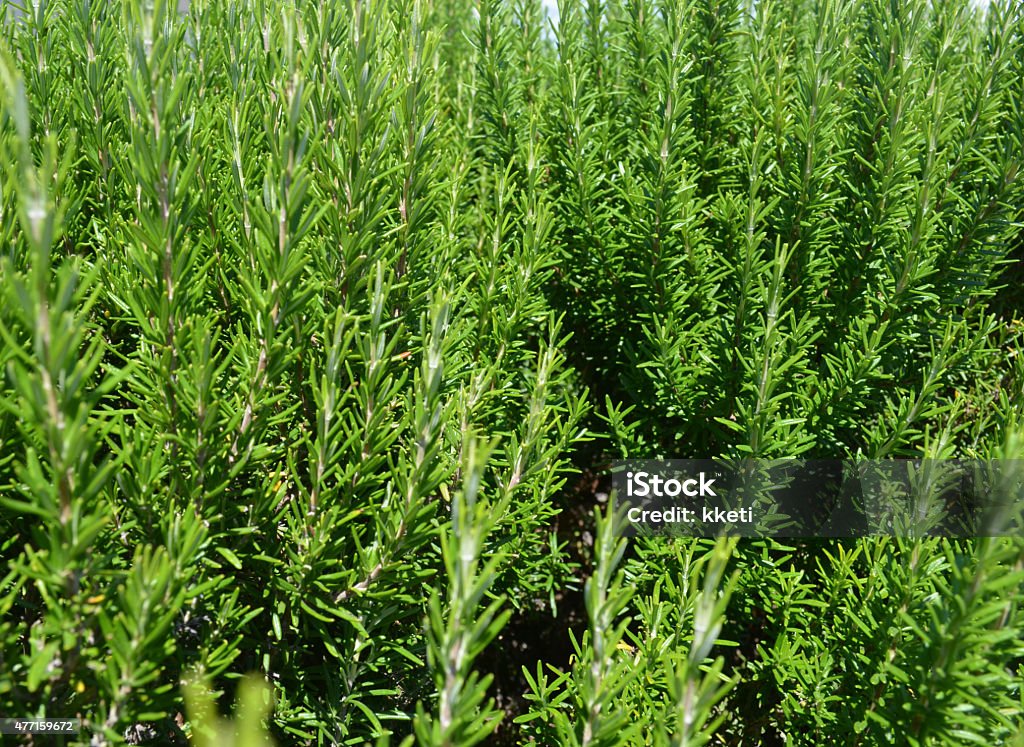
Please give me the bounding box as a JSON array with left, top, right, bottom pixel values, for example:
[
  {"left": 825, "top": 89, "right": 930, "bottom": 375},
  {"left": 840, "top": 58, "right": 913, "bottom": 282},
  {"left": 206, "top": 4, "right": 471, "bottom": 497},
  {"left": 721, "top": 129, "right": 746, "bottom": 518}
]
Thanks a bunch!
[{"left": 1, "top": 0, "right": 1023, "bottom": 745}]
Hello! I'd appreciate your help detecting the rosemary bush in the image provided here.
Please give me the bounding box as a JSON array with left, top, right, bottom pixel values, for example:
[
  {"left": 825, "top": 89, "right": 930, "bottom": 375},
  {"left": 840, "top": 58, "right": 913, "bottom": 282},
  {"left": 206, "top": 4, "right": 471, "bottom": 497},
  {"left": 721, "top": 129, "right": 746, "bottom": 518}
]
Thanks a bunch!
[{"left": 0, "top": 0, "right": 1022, "bottom": 745}]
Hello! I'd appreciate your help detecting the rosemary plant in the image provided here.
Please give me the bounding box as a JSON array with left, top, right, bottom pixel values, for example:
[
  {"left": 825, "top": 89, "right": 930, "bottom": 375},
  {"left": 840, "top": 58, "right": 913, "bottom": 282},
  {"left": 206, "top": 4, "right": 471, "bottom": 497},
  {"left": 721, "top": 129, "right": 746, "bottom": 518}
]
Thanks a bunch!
[{"left": 1, "top": 0, "right": 1022, "bottom": 745}]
